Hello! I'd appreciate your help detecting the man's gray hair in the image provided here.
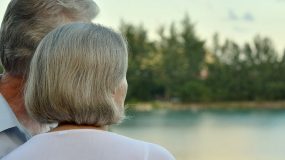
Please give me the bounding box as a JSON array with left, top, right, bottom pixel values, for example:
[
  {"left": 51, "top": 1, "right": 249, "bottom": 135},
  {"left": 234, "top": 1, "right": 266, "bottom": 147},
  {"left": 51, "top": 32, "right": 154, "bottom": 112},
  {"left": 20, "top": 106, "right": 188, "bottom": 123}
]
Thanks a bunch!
[
  {"left": 0, "top": 0, "right": 99, "bottom": 76},
  {"left": 25, "top": 23, "right": 128, "bottom": 126}
]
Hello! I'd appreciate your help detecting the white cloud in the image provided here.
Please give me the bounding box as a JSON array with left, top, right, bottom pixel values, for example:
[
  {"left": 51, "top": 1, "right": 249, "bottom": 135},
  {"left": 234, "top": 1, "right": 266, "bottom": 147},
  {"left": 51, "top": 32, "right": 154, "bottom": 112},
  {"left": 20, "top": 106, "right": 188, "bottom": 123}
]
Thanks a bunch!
[
  {"left": 228, "top": 10, "right": 239, "bottom": 21},
  {"left": 243, "top": 12, "right": 254, "bottom": 22},
  {"left": 228, "top": 10, "right": 255, "bottom": 22}
]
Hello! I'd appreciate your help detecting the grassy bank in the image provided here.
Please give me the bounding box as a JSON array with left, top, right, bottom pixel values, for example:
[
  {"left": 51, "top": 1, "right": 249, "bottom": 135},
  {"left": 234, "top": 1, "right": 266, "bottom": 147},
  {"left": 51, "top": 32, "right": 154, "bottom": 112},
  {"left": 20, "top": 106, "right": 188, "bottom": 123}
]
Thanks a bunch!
[{"left": 126, "top": 101, "right": 285, "bottom": 111}]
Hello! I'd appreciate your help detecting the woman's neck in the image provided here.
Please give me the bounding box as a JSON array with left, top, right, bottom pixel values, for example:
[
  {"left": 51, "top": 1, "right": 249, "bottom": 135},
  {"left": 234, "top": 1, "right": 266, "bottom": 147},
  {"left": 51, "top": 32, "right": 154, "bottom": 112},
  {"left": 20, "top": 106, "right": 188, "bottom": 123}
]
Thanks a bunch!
[{"left": 51, "top": 124, "right": 108, "bottom": 132}]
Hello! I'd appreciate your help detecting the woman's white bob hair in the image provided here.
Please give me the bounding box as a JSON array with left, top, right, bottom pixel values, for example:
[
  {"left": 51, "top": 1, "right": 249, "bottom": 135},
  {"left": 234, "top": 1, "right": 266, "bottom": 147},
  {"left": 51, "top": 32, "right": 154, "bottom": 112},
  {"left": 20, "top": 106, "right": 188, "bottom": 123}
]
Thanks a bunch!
[{"left": 24, "top": 23, "right": 128, "bottom": 126}]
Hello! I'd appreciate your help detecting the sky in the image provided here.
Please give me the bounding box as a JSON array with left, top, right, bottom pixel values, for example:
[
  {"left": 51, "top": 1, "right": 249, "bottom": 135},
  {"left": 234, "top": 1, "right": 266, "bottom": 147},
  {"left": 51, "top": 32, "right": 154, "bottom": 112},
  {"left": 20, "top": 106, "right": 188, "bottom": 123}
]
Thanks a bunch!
[{"left": 1, "top": 0, "right": 285, "bottom": 53}]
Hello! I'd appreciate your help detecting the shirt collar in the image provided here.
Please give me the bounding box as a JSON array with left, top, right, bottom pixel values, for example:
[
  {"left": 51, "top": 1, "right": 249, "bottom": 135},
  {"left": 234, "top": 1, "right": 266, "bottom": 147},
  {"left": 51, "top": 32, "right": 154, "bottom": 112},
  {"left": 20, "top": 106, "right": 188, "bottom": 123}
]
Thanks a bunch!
[
  {"left": 0, "top": 94, "right": 19, "bottom": 132},
  {"left": 0, "top": 94, "right": 31, "bottom": 140}
]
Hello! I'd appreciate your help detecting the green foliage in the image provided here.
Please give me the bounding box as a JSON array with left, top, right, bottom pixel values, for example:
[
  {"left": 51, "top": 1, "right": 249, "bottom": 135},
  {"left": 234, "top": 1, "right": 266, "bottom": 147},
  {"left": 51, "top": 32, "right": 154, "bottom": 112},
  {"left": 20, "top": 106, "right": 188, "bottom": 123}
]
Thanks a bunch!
[
  {"left": 121, "top": 15, "right": 207, "bottom": 102},
  {"left": 121, "top": 15, "right": 285, "bottom": 103},
  {"left": 120, "top": 21, "right": 161, "bottom": 101},
  {"left": 179, "top": 81, "right": 210, "bottom": 102},
  {"left": 0, "top": 65, "right": 3, "bottom": 74},
  {"left": 207, "top": 35, "right": 284, "bottom": 101}
]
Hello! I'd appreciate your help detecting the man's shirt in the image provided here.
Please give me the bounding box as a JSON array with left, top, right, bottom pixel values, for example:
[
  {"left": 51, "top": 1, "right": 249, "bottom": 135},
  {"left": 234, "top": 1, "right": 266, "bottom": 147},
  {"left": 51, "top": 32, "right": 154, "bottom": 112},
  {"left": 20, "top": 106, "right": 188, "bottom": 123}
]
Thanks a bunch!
[{"left": 0, "top": 94, "right": 30, "bottom": 158}]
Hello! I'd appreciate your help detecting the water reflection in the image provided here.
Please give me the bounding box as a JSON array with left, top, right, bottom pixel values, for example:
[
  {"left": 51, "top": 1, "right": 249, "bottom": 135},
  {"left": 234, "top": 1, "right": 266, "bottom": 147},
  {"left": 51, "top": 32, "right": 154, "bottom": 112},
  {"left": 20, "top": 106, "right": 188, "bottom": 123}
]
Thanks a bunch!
[{"left": 112, "top": 109, "right": 285, "bottom": 160}]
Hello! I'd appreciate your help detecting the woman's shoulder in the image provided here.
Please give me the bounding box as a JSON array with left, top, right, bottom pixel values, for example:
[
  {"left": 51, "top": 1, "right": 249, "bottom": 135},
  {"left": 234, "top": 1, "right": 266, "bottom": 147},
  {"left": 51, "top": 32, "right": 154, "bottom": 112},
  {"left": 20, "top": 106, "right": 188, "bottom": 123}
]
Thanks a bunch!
[
  {"left": 144, "top": 142, "right": 176, "bottom": 160},
  {"left": 86, "top": 130, "right": 175, "bottom": 160},
  {"left": 107, "top": 132, "right": 175, "bottom": 160},
  {"left": 3, "top": 129, "right": 176, "bottom": 160}
]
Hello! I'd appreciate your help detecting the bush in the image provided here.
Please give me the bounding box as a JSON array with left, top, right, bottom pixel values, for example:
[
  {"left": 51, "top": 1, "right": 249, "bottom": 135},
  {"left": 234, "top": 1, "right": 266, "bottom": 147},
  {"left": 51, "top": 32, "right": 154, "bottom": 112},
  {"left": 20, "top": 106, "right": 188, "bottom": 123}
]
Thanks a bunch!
[{"left": 179, "top": 81, "right": 210, "bottom": 102}]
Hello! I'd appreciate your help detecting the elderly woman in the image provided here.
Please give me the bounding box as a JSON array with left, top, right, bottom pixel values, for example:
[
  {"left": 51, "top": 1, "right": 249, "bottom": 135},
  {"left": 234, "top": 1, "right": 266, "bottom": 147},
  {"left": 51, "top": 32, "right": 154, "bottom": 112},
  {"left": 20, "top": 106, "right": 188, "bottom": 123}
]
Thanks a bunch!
[{"left": 2, "top": 23, "right": 175, "bottom": 160}]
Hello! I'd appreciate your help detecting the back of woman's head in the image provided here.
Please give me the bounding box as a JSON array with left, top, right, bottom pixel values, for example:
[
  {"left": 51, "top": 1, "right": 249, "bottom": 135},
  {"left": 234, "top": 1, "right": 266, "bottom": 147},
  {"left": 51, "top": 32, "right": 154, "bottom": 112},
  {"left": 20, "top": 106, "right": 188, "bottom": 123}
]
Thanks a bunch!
[{"left": 25, "top": 23, "right": 128, "bottom": 126}]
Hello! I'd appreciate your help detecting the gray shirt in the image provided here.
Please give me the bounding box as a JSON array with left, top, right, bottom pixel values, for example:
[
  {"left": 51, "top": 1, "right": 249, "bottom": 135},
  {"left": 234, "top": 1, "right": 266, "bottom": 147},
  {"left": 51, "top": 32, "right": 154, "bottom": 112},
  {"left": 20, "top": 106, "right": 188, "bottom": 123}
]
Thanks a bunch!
[{"left": 0, "top": 94, "right": 30, "bottom": 158}]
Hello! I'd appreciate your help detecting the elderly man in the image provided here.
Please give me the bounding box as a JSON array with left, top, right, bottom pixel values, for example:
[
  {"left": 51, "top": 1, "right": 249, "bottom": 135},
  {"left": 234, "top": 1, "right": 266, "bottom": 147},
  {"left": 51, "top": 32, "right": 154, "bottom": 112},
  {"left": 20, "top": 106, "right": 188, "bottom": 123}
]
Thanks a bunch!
[{"left": 0, "top": 0, "right": 99, "bottom": 157}]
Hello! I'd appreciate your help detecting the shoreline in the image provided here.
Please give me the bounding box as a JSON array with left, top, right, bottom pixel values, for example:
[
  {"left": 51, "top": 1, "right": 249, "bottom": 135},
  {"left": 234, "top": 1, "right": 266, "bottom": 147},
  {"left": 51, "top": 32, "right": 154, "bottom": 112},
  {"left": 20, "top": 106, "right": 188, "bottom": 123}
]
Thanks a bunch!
[{"left": 126, "top": 101, "right": 285, "bottom": 111}]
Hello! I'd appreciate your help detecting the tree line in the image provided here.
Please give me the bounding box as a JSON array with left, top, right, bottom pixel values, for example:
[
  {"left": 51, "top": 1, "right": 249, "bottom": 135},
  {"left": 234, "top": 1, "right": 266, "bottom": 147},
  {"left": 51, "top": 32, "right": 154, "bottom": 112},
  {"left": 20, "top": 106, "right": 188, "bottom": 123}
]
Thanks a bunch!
[
  {"left": 0, "top": 15, "right": 283, "bottom": 102},
  {"left": 121, "top": 15, "right": 285, "bottom": 102}
]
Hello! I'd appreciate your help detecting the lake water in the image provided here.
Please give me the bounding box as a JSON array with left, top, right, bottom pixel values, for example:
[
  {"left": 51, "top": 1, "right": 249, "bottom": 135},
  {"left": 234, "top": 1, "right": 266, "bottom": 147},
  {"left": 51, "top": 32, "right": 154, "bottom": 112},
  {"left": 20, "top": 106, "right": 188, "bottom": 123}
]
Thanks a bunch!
[{"left": 112, "top": 109, "right": 285, "bottom": 160}]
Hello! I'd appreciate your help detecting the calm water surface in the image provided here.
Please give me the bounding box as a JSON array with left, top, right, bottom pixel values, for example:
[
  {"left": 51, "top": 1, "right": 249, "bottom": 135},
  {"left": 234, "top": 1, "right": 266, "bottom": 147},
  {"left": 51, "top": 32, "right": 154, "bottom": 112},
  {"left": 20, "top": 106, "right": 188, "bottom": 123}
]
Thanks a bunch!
[{"left": 112, "top": 109, "right": 285, "bottom": 160}]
